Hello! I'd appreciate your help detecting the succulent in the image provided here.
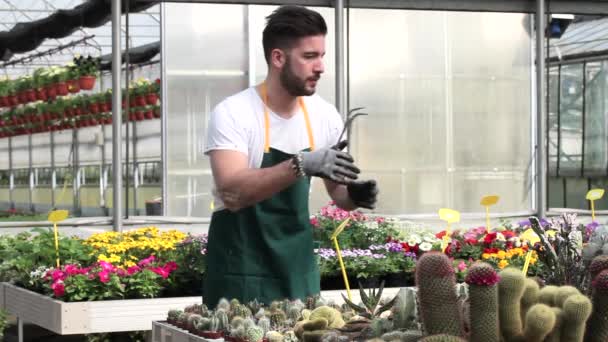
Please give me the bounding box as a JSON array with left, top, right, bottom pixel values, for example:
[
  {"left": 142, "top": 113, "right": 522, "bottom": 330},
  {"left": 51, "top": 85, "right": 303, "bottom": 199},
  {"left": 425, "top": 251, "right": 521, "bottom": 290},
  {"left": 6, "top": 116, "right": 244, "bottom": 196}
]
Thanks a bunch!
[
  {"left": 167, "top": 309, "right": 183, "bottom": 323},
  {"left": 586, "top": 269, "right": 608, "bottom": 342},
  {"left": 266, "top": 330, "right": 284, "bottom": 342},
  {"left": 217, "top": 298, "right": 231, "bottom": 312},
  {"left": 341, "top": 280, "right": 398, "bottom": 319},
  {"left": 309, "top": 306, "right": 345, "bottom": 329},
  {"left": 465, "top": 262, "right": 499, "bottom": 342},
  {"left": 391, "top": 287, "right": 417, "bottom": 330},
  {"left": 186, "top": 314, "right": 203, "bottom": 332},
  {"left": 258, "top": 316, "right": 271, "bottom": 334},
  {"left": 246, "top": 325, "right": 265, "bottom": 342},
  {"left": 270, "top": 309, "right": 287, "bottom": 329},
  {"left": 560, "top": 294, "right": 592, "bottom": 342}
]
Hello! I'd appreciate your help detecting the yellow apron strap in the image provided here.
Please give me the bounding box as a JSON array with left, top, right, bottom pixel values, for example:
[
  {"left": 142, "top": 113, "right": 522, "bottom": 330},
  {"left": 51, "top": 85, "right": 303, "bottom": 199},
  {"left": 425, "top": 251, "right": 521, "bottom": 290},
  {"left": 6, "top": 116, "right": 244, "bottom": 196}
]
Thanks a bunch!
[{"left": 261, "top": 82, "right": 315, "bottom": 153}]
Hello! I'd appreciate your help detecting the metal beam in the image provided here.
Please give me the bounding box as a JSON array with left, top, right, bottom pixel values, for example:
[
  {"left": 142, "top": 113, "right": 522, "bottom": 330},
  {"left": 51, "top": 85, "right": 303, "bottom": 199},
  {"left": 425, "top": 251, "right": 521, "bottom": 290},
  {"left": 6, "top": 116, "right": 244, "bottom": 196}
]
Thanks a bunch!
[
  {"left": 112, "top": 0, "right": 123, "bottom": 232},
  {"left": 151, "top": 0, "right": 608, "bottom": 14},
  {"left": 160, "top": 3, "right": 168, "bottom": 216},
  {"left": 536, "top": 0, "right": 547, "bottom": 218},
  {"left": 335, "top": 0, "right": 345, "bottom": 118}
]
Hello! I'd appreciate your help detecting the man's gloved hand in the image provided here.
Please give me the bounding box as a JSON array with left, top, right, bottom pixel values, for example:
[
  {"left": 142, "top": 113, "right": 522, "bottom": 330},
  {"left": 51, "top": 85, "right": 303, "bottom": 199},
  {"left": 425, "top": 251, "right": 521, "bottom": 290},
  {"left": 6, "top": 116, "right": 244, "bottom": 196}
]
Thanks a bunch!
[
  {"left": 347, "top": 180, "right": 379, "bottom": 210},
  {"left": 300, "top": 141, "right": 360, "bottom": 184}
]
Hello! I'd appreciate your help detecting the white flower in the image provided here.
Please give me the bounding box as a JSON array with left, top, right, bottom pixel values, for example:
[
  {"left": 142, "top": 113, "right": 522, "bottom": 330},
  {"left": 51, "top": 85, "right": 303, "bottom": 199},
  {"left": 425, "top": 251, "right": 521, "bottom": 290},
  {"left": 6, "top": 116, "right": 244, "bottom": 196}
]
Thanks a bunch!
[
  {"left": 366, "top": 221, "right": 379, "bottom": 230},
  {"left": 423, "top": 234, "right": 437, "bottom": 243},
  {"left": 419, "top": 242, "right": 433, "bottom": 251},
  {"left": 407, "top": 234, "right": 422, "bottom": 246},
  {"left": 495, "top": 233, "right": 506, "bottom": 241}
]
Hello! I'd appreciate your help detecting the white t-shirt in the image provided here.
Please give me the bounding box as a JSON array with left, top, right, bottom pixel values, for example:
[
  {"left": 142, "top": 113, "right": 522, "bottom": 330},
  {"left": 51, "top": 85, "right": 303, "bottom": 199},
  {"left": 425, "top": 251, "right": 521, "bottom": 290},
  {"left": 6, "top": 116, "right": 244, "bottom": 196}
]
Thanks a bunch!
[{"left": 204, "top": 86, "right": 344, "bottom": 211}]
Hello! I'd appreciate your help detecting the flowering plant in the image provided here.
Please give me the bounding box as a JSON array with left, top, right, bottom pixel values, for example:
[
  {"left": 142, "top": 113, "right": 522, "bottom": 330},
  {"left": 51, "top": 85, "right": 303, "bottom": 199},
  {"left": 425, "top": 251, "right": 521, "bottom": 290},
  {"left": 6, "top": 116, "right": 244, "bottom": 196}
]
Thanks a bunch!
[
  {"left": 39, "top": 255, "right": 178, "bottom": 302},
  {"left": 311, "top": 202, "right": 400, "bottom": 249}
]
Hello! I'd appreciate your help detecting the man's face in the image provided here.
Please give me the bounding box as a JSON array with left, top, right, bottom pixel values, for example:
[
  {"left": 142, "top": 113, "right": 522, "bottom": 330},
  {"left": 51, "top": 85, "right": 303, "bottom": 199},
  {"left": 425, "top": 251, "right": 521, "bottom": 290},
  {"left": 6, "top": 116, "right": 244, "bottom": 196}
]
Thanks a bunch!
[{"left": 279, "top": 35, "right": 325, "bottom": 97}]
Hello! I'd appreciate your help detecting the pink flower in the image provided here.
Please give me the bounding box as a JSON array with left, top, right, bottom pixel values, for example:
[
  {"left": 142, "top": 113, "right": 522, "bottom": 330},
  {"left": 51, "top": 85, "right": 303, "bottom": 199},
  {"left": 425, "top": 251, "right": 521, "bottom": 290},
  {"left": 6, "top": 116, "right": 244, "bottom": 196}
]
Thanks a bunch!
[
  {"left": 98, "top": 270, "right": 111, "bottom": 283},
  {"left": 150, "top": 267, "right": 170, "bottom": 279},
  {"left": 64, "top": 264, "right": 81, "bottom": 276},
  {"left": 127, "top": 266, "right": 141, "bottom": 275},
  {"left": 99, "top": 261, "right": 114, "bottom": 272},
  {"left": 310, "top": 217, "right": 319, "bottom": 227},
  {"left": 138, "top": 255, "right": 156, "bottom": 267},
  {"left": 164, "top": 261, "right": 178, "bottom": 272},
  {"left": 457, "top": 261, "right": 467, "bottom": 272},
  {"left": 116, "top": 268, "right": 127, "bottom": 277},
  {"left": 51, "top": 281, "right": 65, "bottom": 297},
  {"left": 50, "top": 270, "right": 66, "bottom": 282},
  {"left": 376, "top": 217, "right": 385, "bottom": 224}
]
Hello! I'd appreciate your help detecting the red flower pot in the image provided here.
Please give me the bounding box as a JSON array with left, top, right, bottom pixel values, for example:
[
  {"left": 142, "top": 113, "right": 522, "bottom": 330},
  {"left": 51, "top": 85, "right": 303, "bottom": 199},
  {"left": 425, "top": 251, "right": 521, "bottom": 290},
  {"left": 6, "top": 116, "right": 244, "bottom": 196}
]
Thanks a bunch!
[
  {"left": 26, "top": 89, "right": 37, "bottom": 102},
  {"left": 67, "top": 79, "right": 80, "bottom": 93},
  {"left": 135, "top": 96, "right": 146, "bottom": 107},
  {"left": 145, "top": 110, "right": 155, "bottom": 120},
  {"left": 153, "top": 108, "right": 161, "bottom": 118},
  {"left": 136, "top": 111, "right": 145, "bottom": 121},
  {"left": 56, "top": 82, "right": 69, "bottom": 96},
  {"left": 89, "top": 103, "right": 100, "bottom": 114},
  {"left": 79, "top": 75, "right": 96, "bottom": 90},
  {"left": 99, "top": 103, "right": 109, "bottom": 112},
  {"left": 46, "top": 85, "right": 57, "bottom": 98},
  {"left": 9, "top": 95, "right": 18, "bottom": 106},
  {"left": 0, "top": 96, "right": 8, "bottom": 107},
  {"left": 145, "top": 93, "right": 158, "bottom": 105},
  {"left": 18, "top": 92, "right": 28, "bottom": 103},
  {"left": 36, "top": 88, "right": 48, "bottom": 101}
]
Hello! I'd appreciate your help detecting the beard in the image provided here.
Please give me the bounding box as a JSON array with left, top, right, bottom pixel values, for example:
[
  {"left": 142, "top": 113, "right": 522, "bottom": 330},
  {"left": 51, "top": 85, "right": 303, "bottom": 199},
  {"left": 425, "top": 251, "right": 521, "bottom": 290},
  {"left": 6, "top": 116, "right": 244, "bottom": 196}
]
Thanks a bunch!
[{"left": 280, "top": 57, "right": 319, "bottom": 97}]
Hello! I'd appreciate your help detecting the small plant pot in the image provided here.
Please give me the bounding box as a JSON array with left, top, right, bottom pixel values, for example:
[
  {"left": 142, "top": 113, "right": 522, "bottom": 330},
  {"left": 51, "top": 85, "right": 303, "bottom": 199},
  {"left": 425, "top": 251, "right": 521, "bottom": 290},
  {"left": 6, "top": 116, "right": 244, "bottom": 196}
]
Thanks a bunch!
[
  {"left": 46, "top": 85, "right": 57, "bottom": 99},
  {"left": 145, "top": 93, "right": 159, "bottom": 105},
  {"left": 89, "top": 104, "right": 99, "bottom": 114},
  {"left": 145, "top": 110, "right": 155, "bottom": 120},
  {"left": 135, "top": 96, "right": 146, "bottom": 107},
  {"left": 26, "top": 89, "right": 37, "bottom": 102},
  {"left": 18, "top": 91, "right": 28, "bottom": 103},
  {"left": 9, "top": 95, "right": 18, "bottom": 106},
  {"left": 56, "top": 82, "right": 69, "bottom": 96},
  {"left": 0, "top": 96, "right": 8, "bottom": 107},
  {"left": 136, "top": 111, "right": 145, "bottom": 121},
  {"left": 79, "top": 75, "right": 96, "bottom": 90},
  {"left": 36, "top": 88, "right": 48, "bottom": 101},
  {"left": 99, "top": 103, "right": 109, "bottom": 112},
  {"left": 199, "top": 331, "right": 223, "bottom": 339},
  {"left": 67, "top": 79, "right": 80, "bottom": 93}
]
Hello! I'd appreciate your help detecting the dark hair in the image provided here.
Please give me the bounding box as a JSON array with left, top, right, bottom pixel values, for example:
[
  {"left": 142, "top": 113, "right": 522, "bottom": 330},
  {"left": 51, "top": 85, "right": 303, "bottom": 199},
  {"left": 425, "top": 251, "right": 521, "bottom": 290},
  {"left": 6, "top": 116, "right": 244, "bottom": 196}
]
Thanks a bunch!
[{"left": 262, "top": 5, "right": 327, "bottom": 64}]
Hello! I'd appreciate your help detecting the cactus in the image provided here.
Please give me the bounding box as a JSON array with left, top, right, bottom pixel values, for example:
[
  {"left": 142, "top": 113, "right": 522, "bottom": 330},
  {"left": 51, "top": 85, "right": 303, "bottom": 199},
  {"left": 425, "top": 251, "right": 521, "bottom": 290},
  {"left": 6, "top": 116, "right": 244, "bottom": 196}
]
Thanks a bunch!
[
  {"left": 303, "top": 318, "right": 329, "bottom": 331},
  {"left": 287, "top": 305, "right": 302, "bottom": 323},
  {"left": 302, "top": 330, "right": 329, "bottom": 342},
  {"left": 258, "top": 316, "right": 271, "bottom": 334},
  {"left": 177, "top": 312, "right": 190, "bottom": 329},
  {"left": 370, "top": 317, "right": 394, "bottom": 337},
  {"left": 391, "top": 287, "right": 417, "bottom": 330},
  {"left": 520, "top": 278, "right": 540, "bottom": 322},
  {"left": 341, "top": 280, "right": 398, "bottom": 319},
  {"left": 554, "top": 285, "right": 580, "bottom": 308},
  {"left": 186, "top": 314, "right": 203, "bottom": 332},
  {"left": 415, "top": 252, "right": 464, "bottom": 337},
  {"left": 586, "top": 269, "right": 608, "bottom": 342},
  {"left": 242, "top": 317, "right": 255, "bottom": 330},
  {"left": 195, "top": 317, "right": 211, "bottom": 331},
  {"left": 544, "top": 307, "right": 563, "bottom": 342},
  {"left": 283, "top": 331, "right": 299, "bottom": 342},
  {"left": 210, "top": 315, "right": 220, "bottom": 332},
  {"left": 232, "top": 304, "right": 252, "bottom": 319},
  {"left": 419, "top": 334, "right": 467, "bottom": 342},
  {"left": 538, "top": 285, "right": 559, "bottom": 306},
  {"left": 381, "top": 330, "right": 424, "bottom": 342},
  {"left": 588, "top": 255, "right": 608, "bottom": 279},
  {"left": 497, "top": 267, "right": 526, "bottom": 341},
  {"left": 215, "top": 308, "right": 230, "bottom": 331},
  {"left": 266, "top": 330, "right": 284, "bottom": 342},
  {"left": 270, "top": 309, "right": 287, "bottom": 329},
  {"left": 167, "top": 309, "right": 183, "bottom": 324},
  {"left": 522, "top": 303, "right": 556, "bottom": 341},
  {"left": 217, "top": 298, "right": 231, "bottom": 311},
  {"left": 465, "top": 262, "right": 500, "bottom": 342},
  {"left": 301, "top": 309, "right": 312, "bottom": 320},
  {"left": 560, "top": 294, "right": 592, "bottom": 342},
  {"left": 231, "top": 325, "right": 247, "bottom": 339},
  {"left": 309, "top": 306, "right": 345, "bottom": 329},
  {"left": 246, "top": 325, "right": 264, "bottom": 342},
  {"left": 231, "top": 316, "right": 244, "bottom": 329},
  {"left": 230, "top": 298, "right": 240, "bottom": 308}
]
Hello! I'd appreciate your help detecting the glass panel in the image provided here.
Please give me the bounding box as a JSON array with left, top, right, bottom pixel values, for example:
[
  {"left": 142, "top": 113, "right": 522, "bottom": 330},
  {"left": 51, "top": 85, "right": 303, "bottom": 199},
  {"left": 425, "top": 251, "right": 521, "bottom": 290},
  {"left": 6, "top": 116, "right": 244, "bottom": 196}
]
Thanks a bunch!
[
  {"left": 31, "top": 133, "right": 50, "bottom": 168},
  {"left": 564, "top": 177, "right": 588, "bottom": 209},
  {"left": 558, "top": 64, "right": 584, "bottom": 174},
  {"left": 548, "top": 177, "right": 565, "bottom": 209},
  {"left": 583, "top": 61, "right": 608, "bottom": 174},
  {"left": 548, "top": 66, "right": 560, "bottom": 176},
  {"left": 11, "top": 135, "right": 29, "bottom": 169},
  {"left": 349, "top": 10, "right": 532, "bottom": 214}
]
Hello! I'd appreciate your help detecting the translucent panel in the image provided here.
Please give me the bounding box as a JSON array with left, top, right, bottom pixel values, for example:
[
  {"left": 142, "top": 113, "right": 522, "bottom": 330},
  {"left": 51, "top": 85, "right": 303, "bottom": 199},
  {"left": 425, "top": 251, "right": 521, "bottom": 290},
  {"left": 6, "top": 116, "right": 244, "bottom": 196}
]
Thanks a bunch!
[
  {"left": 11, "top": 135, "right": 29, "bottom": 169},
  {"left": 564, "top": 177, "right": 588, "bottom": 209},
  {"left": 548, "top": 177, "right": 565, "bottom": 209},
  {"left": 164, "top": 3, "right": 247, "bottom": 217},
  {"left": 559, "top": 64, "right": 584, "bottom": 175},
  {"left": 31, "top": 132, "right": 50, "bottom": 167},
  {"left": 0, "top": 138, "right": 8, "bottom": 170},
  {"left": 584, "top": 61, "right": 608, "bottom": 174},
  {"left": 548, "top": 66, "right": 560, "bottom": 176},
  {"left": 349, "top": 10, "right": 533, "bottom": 214},
  {"left": 78, "top": 126, "right": 102, "bottom": 165}
]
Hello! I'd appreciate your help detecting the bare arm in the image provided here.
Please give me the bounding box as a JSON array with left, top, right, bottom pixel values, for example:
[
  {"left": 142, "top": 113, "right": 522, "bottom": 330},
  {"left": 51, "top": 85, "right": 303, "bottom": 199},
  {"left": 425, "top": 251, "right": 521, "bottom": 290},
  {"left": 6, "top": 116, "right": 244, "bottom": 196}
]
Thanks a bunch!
[
  {"left": 324, "top": 179, "right": 357, "bottom": 211},
  {"left": 209, "top": 150, "right": 298, "bottom": 211}
]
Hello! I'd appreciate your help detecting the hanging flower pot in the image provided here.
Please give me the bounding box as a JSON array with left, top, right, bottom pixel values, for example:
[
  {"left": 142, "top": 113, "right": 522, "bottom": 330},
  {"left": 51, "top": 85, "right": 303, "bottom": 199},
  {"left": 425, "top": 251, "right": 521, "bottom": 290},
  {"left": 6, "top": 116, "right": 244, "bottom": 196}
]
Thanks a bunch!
[
  {"left": 66, "top": 79, "right": 80, "bottom": 93},
  {"left": 153, "top": 107, "right": 161, "bottom": 118},
  {"left": 9, "top": 95, "right": 18, "bottom": 106},
  {"left": 145, "top": 93, "right": 158, "bottom": 105},
  {"left": 145, "top": 109, "right": 154, "bottom": 120},
  {"left": 135, "top": 95, "right": 146, "bottom": 107},
  {"left": 0, "top": 96, "right": 8, "bottom": 107},
  {"left": 99, "top": 102, "right": 109, "bottom": 112},
  {"left": 18, "top": 91, "right": 28, "bottom": 103},
  {"left": 46, "top": 84, "right": 57, "bottom": 99},
  {"left": 135, "top": 110, "right": 145, "bottom": 121},
  {"left": 26, "top": 89, "right": 37, "bottom": 102},
  {"left": 89, "top": 103, "right": 100, "bottom": 114},
  {"left": 56, "top": 82, "right": 69, "bottom": 96},
  {"left": 36, "top": 88, "right": 48, "bottom": 101},
  {"left": 79, "top": 75, "right": 96, "bottom": 90}
]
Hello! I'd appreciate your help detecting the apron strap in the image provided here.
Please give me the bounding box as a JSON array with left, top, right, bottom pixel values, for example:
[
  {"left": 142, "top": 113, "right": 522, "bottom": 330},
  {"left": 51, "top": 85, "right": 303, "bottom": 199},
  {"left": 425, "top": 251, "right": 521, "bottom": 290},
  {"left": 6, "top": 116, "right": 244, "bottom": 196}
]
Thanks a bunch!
[{"left": 261, "top": 82, "right": 315, "bottom": 153}]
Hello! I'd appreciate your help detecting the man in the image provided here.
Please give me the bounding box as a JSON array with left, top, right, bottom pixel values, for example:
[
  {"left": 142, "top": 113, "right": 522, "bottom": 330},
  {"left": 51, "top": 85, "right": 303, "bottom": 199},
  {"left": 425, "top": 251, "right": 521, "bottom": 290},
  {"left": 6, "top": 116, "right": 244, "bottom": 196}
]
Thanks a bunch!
[{"left": 203, "top": 5, "right": 378, "bottom": 308}]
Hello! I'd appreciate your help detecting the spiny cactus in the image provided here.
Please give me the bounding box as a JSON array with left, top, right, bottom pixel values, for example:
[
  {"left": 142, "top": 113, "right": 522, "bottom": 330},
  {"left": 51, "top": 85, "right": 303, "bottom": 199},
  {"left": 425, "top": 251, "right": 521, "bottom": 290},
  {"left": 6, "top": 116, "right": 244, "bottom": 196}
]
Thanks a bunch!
[
  {"left": 391, "top": 287, "right": 417, "bottom": 330},
  {"left": 497, "top": 267, "right": 526, "bottom": 341},
  {"left": 465, "top": 262, "right": 500, "bottom": 342},
  {"left": 415, "top": 252, "right": 464, "bottom": 337},
  {"left": 231, "top": 316, "right": 244, "bottom": 329},
  {"left": 246, "top": 325, "right": 264, "bottom": 342},
  {"left": 586, "top": 269, "right": 608, "bottom": 342},
  {"left": 232, "top": 304, "right": 252, "bottom": 319},
  {"left": 419, "top": 334, "right": 467, "bottom": 342},
  {"left": 554, "top": 285, "right": 580, "bottom": 308},
  {"left": 381, "top": 330, "right": 424, "bottom": 342},
  {"left": 230, "top": 298, "right": 240, "bottom": 308},
  {"left": 538, "top": 285, "right": 559, "bottom": 306},
  {"left": 209, "top": 315, "right": 220, "bottom": 332},
  {"left": 186, "top": 314, "right": 203, "bottom": 332},
  {"left": 287, "top": 305, "right": 302, "bottom": 323},
  {"left": 520, "top": 278, "right": 540, "bottom": 322},
  {"left": 266, "top": 330, "right": 284, "bottom": 342},
  {"left": 522, "top": 303, "right": 556, "bottom": 341},
  {"left": 588, "top": 255, "right": 608, "bottom": 279},
  {"left": 544, "top": 307, "right": 563, "bottom": 342},
  {"left": 258, "top": 316, "right": 271, "bottom": 335},
  {"left": 167, "top": 309, "right": 183, "bottom": 324},
  {"left": 270, "top": 309, "right": 287, "bottom": 329},
  {"left": 308, "top": 306, "right": 345, "bottom": 329},
  {"left": 370, "top": 317, "right": 394, "bottom": 337},
  {"left": 214, "top": 308, "right": 229, "bottom": 331},
  {"left": 217, "top": 298, "right": 231, "bottom": 312},
  {"left": 560, "top": 294, "right": 592, "bottom": 342}
]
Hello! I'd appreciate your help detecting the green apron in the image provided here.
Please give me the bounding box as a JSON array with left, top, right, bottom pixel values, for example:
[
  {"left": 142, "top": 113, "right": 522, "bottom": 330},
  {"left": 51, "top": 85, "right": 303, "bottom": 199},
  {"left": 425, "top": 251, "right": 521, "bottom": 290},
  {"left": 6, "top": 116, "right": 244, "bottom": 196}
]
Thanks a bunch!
[{"left": 203, "top": 86, "right": 320, "bottom": 308}]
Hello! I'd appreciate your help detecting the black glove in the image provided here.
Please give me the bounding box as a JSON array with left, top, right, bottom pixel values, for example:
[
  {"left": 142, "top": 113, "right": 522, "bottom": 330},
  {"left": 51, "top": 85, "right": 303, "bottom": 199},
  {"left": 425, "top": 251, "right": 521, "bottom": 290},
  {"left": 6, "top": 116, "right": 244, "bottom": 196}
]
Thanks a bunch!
[{"left": 347, "top": 180, "right": 379, "bottom": 210}]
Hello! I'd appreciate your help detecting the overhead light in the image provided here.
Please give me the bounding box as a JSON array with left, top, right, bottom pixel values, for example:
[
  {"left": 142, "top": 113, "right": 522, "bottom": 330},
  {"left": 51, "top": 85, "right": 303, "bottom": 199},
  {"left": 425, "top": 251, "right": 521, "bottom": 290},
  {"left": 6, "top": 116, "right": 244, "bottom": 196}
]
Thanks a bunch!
[{"left": 547, "top": 14, "right": 574, "bottom": 39}]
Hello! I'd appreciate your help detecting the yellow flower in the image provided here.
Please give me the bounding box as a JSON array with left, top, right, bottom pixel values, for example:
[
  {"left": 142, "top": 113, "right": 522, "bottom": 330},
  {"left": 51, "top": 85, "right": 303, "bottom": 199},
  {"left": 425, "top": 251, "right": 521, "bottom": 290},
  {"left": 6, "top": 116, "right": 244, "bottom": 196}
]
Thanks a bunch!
[
  {"left": 498, "top": 260, "right": 509, "bottom": 269},
  {"left": 497, "top": 250, "right": 506, "bottom": 260},
  {"left": 482, "top": 253, "right": 491, "bottom": 259}
]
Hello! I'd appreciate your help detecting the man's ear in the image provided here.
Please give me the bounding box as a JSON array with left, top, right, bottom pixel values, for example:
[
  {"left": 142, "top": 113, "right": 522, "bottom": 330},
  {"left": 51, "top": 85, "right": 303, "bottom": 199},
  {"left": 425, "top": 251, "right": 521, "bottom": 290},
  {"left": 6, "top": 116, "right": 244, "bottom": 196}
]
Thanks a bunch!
[{"left": 271, "top": 48, "right": 286, "bottom": 69}]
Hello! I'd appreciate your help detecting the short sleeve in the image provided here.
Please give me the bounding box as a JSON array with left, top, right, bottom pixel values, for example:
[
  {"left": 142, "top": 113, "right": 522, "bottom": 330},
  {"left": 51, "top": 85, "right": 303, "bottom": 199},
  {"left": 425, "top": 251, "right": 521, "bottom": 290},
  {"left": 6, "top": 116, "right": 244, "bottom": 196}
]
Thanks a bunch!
[{"left": 204, "top": 101, "right": 249, "bottom": 156}]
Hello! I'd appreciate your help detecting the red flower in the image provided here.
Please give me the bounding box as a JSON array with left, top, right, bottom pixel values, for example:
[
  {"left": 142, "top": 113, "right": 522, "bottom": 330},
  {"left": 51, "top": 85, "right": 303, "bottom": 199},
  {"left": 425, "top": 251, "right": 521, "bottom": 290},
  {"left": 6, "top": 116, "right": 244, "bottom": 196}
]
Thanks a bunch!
[
  {"left": 98, "top": 270, "right": 111, "bottom": 283},
  {"left": 484, "top": 247, "right": 499, "bottom": 254},
  {"left": 502, "top": 230, "right": 516, "bottom": 239},
  {"left": 483, "top": 232, "right": 497, "bottom": 244},
  {"left": 51, "top": 281, "right": 65, "bottom": 297},
  {"left": 436, "top": 231, "right": 447, "bottom": 239},
  {"left": 465, "top": 238, "right": 479, "bottom": 245}
]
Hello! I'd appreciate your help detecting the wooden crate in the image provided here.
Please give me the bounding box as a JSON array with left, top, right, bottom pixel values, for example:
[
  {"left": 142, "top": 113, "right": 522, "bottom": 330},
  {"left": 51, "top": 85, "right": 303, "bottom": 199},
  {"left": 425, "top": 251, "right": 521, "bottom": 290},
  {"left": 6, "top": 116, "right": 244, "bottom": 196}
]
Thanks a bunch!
[{"left": 2, "top": 283, "right": 201, "bottom": 334}]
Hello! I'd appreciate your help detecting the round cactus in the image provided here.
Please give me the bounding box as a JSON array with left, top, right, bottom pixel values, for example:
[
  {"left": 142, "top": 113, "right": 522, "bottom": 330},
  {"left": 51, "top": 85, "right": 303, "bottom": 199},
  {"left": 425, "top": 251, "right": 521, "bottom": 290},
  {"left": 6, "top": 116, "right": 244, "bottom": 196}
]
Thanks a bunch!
[
  {"left": 587, "top": 269, "right": 608, "bottom": 342},
  {"left": 419, "top": 334, "right": 467, "bottom": 342},
  {"left": 270, "top": 309, "right": 287, "bottom": 329},
  {"left": 520, "top": 278, "right": 540, "bottom": 323},
  {"left": 309, "top": 306, "right": 345, "bottom": 329},
  {"left": 543, "top": 307, "right": 562, "bottom": 342},
  {"left": 498, "top": 267, "right": 526, "bottom": 341},
  {"left": 466, "top": 262, "right": 500, "bottom": 342},
  {"left": 266, "top": 331, "right": 284, "bottom": 342},
  {"left": 258, "top": 316, "right": 271, "bottom": 334},
  {"left": 538, "top": 285, "right": 559, "bottom": 307},
  {"left": 589, "top": 255, "right": 608, "bottom": 279},
  {"left": 554, "top": 285, "right": 580, "bottom": 308},
  {"left": 560, "top": 294, "right": 592, "bottom": 342},
  {"left": 522, "top": 303, "right": 556, "bottom": 342},
  {"left": 415, "top": 252, "right": 464, "bottom": 338},
  {"left": 246, "top": 325, "right": 264, "bottom": 342}
]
